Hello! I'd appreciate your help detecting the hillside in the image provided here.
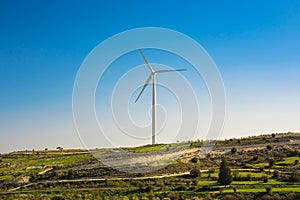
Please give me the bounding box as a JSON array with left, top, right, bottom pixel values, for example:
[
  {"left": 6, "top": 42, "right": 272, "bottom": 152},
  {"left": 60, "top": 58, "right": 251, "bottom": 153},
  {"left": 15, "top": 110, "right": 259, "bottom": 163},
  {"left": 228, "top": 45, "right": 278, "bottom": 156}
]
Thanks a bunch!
[{"left": 1, "top": 132, "right": 300, "bottom": 199}]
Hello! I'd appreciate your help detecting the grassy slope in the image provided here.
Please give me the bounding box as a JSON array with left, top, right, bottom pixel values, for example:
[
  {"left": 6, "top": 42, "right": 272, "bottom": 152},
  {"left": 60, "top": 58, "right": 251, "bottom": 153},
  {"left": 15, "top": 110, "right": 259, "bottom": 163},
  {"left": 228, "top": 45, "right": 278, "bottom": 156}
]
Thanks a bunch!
[
  {"left": 0, "top": 132, "right": 300, "bottom": 199},
  {"left": 122, "top": 144, "right": 168, "bottom": 153},
  {"left": 0, "top": 153, "right": 91, "bottom": 179}
]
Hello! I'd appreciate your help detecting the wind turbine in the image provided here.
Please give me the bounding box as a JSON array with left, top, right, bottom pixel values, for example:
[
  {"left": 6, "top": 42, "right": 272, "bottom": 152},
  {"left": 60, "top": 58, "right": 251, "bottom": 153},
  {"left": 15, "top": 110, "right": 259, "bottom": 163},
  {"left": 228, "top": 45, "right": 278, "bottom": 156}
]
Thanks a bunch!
[{"left": 135, "top": 48, "right": 187, "bottom": 145}]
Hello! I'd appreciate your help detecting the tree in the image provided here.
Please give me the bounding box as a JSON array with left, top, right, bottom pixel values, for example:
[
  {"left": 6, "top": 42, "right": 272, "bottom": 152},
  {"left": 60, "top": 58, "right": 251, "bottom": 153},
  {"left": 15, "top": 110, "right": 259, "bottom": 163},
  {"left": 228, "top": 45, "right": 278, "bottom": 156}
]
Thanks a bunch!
[
  {"left": 67, "top": 169, "right": 74, "bottom": 178},
  {"left": 192, "top": 179, "right": 198, "bottom": 186},
  {"left": 266, "top": 145, "right": 273, "bottom": 150},
  {"left": 252, "top": 155, "right": 259, "bottom": 161},
  {"left": 273, "top": 170, "right": 280, "bottom": 179},
  {"left": 232, "top": 186, "right": 237, "bottom": 193},
  {"left": 56, "top": 146, "right": 63, "bottom": 151},
  {"left": 190, "top": 168, "right": 201, "bottom": 178},
  {"left": 290, "top": 170, "right": 300, "bottom": 182},
  {"left": 265, "top": 185, "right": 272, "bottom": 194},
  {"left": 263, "top": 176, "right": 269, "bottom": 183},
  {"left": 218, "top": 158, "right": 232, "bottom": 186},
  {"left": 231, "top": 147, "right": 237, "bottom": 154},
  {"left": 190, "top": 157, "right": 199, "bottom": 163},
  {"left": 246, "top": 173, "right": 252, "bottom": 181},
  {"left": 269, "top": 158, "right": 275, "bottom": 168}
]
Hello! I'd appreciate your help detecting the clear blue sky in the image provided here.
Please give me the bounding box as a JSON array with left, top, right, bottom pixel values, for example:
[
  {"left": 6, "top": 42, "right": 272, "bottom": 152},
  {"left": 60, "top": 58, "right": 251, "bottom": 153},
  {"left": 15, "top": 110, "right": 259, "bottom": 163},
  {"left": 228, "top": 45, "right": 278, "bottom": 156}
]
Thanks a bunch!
[{"left": 1, "top": 0, "right": 300, "bottom": 152}]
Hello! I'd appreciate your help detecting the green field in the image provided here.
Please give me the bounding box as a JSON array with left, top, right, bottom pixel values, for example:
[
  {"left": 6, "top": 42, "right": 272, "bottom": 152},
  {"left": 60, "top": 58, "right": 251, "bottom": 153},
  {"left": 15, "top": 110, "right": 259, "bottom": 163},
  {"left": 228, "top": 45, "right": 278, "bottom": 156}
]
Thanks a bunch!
[
  {"left": 277, "top": 156, "right": 300, "bottom": 165},
  {"left": 0, "top": 152, "right": 91, "bottom": 179}
]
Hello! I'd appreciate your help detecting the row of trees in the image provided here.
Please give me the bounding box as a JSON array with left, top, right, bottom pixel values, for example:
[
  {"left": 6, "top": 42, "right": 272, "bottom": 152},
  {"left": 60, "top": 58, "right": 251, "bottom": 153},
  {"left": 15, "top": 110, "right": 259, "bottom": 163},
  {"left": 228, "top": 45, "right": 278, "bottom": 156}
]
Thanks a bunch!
[{"left": 212, "top": 156, "right": 299, "bottom": 187}]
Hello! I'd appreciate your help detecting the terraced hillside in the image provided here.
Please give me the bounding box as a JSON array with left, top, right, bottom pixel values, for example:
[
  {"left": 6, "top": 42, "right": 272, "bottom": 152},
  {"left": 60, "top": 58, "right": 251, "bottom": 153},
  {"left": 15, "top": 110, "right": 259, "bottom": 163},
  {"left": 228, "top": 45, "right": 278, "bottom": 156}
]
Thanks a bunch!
[{"left": 1, "top": 132, "right": 300, "bottom": 199}]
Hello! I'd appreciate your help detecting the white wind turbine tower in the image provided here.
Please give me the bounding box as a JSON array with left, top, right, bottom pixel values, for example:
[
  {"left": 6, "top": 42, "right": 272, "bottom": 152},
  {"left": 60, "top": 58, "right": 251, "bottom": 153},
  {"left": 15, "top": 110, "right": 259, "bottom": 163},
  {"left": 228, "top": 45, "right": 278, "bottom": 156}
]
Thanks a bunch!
[{"left": 135, "top": 48, "right": 187, "bottom": 145}]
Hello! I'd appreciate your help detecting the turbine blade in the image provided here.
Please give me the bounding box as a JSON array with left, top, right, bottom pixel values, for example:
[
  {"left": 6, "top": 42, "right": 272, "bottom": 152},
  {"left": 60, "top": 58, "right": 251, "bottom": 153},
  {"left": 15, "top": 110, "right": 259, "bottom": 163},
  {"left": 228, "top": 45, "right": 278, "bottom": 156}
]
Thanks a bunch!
[
  {"left": 138, "top": 48, "right": 154, "bottom": 72},
  {"left": 156, "top": 69, "right": 187, "bottom": 73},
  {"left": 135, "top": 74, "right": 152, "bottom": 103}
]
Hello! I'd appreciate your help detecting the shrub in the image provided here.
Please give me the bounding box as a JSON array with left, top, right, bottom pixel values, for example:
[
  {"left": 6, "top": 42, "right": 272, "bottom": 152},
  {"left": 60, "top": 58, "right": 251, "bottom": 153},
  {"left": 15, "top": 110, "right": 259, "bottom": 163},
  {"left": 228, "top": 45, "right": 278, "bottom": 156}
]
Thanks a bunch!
[
  {"left": 231, "top": 148, "right": 237, "bottom": 154},
  {"left": 263, "top": 176, "right": 269, "bottom": 183},
  {"left": 222, "top": 194, "right": 237, "bottom": 200},
  {"left": 232, "top": 186, "right": 237, "bottom": 193},
  {"left": 208, "top": 173, "right": 211, "bottom": 178},
  {"left": 192, "top": 179, "right": 198, "bottom": 186},
  {"left": 287, "top": 193, "right": 300, "bottom": 200},
  {"left": 246, "top": 173, "right": 252, "bottom": 181},
  {"left": 267, "top": 145, "right": 273, "bottom": 151},
  {"left": 259, "top": 167, "right": 265, "bottom": 172},
  {"left": 265, "top": 185, "right": 272, "bottom": 194},
  {"left": 188, "top": 186, "right": 196, "bottom": 191},
  {"left": 287, "top": 149, "right": 299, "bottom": 157},
  {"left": 252, "top": 155, "right": 259, "bottom": 161},
  {"left": 167, "top": 192, "right": 179, "bottom": 200},
  {"left": 219, "top": 187, "right": 224, "bottom": 195},
  {"left": 261, "top": 195, "right": 272, "bottom": 200},
  {"left": 273, "top": 170, "right": 280, "bottom": 179},
  {"left": 190, "top": 157, "right": 199, "bottom": 163},
  {"left": 175, "top": 185, "right": 186, "bottom": 191},
  {"left": 290, "top": 170, "right": 300, "bottom": 182},
  {"left": 202, "top": 185, "right": 211, "bottom": 191},
  {"left": 190, "top": 168, "right": 201, "bottom": 178},
  {"left": 145, "top": 185, "right": 154, "bottom": 192},
  {"left": 269, "top": 159, "right": 275, "bottom": 168},
  {"left": 51, "top": 197, "right": 65, "bottom": 200},
  {"left": 233, "top": 171, "right": 240, "bottom": 181}
]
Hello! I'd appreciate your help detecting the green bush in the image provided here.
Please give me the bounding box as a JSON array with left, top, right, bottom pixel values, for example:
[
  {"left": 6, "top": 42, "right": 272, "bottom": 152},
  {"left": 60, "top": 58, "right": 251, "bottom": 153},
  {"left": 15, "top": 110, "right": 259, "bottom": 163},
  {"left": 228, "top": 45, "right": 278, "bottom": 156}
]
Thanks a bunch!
[
  {"left": 190, "top": 168, "right": 201, "bottom": 178},
  {"left": 269, "top": 159, "right": 275, "bottom": 167},
  {"left": 290, "top": 170, "right": 300, "bottom": 182},
  {"left": 175, "top": 185, "right": 186, "bottom": 191},
  {"left": 231, "top": 148, "right": 237, "bottom": 154},
  {"left": 190, "top": 157, "right": 199, "bottom": 163},
  {"left": 263, "top": 176, "right": 269, "bottom": 183},
  {"left": 265, "top": 185, "right": 272, "bottom": 194},
  {"left": 266, "top": 145, "right": 273, "bottom": 150}
]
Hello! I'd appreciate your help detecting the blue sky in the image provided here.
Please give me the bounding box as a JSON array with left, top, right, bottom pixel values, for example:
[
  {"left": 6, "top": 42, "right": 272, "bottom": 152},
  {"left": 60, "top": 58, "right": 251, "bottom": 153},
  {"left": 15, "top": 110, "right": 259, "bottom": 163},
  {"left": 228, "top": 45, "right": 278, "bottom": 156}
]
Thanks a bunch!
[{"left": 0, "top": 1, "right": 300, "bottom": 152}]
